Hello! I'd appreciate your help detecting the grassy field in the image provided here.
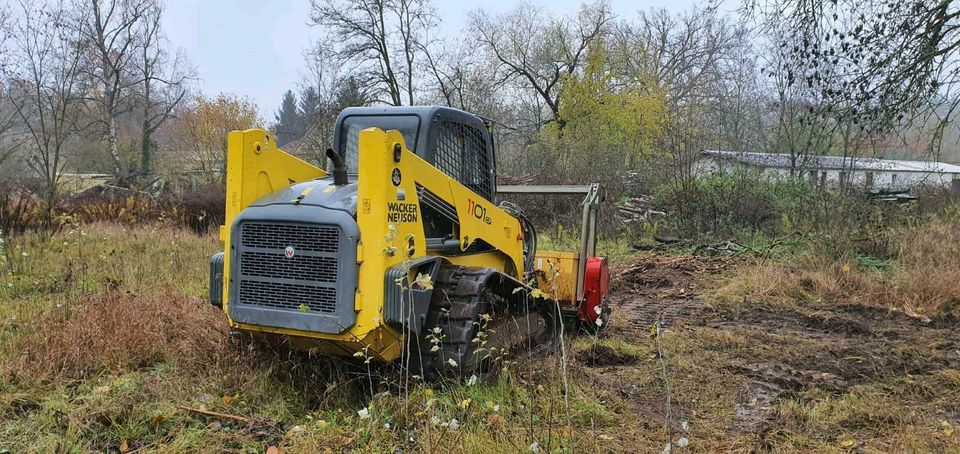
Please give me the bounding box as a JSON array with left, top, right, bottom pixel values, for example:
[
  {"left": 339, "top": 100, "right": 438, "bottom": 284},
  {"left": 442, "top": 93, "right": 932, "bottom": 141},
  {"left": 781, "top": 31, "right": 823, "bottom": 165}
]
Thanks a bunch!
[{"left": 1, "top": 214, "right": 958, "bottom": 452}]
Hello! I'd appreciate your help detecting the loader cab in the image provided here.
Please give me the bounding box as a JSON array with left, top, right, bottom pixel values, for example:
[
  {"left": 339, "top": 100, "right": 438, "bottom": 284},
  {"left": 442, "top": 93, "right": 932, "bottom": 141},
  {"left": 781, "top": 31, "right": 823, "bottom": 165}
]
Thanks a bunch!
[{"left": 332, "top": 106, "right": 497, "bottom": 202}]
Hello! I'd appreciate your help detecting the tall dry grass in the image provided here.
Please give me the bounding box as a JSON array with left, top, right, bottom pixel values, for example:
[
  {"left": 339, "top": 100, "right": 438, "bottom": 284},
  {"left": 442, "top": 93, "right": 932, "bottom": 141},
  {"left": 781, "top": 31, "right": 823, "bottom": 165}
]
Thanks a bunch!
[
  {"left": 888, "top": 212, "right": 960, "bottom": 317},
  {"left": 712, "top": 210, "right": 960, "bottom": 319},
  {"left": 6, "top": 291, "right": 230, "bottom": 382}
]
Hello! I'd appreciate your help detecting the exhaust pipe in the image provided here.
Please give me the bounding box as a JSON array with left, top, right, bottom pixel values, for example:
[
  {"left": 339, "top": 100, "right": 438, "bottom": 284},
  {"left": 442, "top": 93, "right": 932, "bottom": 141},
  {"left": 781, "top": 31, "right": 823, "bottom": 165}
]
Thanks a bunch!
[{"left": 326, "top": 148, "right": 348, "bottom": 186}]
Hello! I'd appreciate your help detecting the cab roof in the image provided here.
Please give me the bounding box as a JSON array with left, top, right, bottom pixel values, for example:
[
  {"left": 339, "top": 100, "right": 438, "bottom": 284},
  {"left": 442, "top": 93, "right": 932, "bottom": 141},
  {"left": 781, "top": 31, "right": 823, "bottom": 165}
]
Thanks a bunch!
[{"left": 333, "top": 106, "right": 491, "bottom": 158}]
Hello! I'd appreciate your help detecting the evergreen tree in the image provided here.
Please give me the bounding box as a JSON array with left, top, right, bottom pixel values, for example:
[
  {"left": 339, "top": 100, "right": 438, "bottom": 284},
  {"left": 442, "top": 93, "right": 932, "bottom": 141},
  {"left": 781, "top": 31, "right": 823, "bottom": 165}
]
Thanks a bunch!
[
  {"left": 273, "top": 90, "right": 303, "bottom": 146},
  {"left": 334, "top": 76, "right": 369, "bottom": 111},
  {"left": 298, "top": 86, "right": 321, "bottom": 129}
]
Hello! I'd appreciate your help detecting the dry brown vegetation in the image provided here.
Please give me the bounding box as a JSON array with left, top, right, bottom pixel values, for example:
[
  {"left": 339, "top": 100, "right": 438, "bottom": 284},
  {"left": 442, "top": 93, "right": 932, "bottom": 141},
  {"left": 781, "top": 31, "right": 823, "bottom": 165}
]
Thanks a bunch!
[
  {"left": 714, "top": 212, "right": 960, "bottom": 320},
  {"left": 0, "top": 184, "right": 224, "bottom": 236},
  {"left": 1, "top": 205, "right": 958, "bottom": 452},
  {"left": 8, "top": 292, "right": 227, "bottom": 382}
]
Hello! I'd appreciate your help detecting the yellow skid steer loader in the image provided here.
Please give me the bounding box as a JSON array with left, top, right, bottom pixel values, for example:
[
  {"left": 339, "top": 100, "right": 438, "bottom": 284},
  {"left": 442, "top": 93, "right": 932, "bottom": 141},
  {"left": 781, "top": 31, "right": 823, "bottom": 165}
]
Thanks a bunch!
[{"left": 209, "top": 106, "right": 609, "bottom": 372}]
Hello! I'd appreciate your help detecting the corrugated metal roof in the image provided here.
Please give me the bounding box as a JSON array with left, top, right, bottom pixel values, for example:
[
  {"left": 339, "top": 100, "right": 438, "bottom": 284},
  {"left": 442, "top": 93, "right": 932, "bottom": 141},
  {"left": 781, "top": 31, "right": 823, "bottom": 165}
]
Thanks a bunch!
[{"left": 702, "top": 150, "right": 960, "bottom": 174}]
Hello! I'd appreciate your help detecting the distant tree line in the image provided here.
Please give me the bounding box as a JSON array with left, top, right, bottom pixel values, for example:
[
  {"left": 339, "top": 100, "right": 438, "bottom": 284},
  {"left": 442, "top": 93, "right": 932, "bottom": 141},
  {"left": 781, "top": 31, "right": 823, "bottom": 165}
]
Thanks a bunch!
[
  {"left": 0, "top": 0, "right": 266, "bottom": 206},
  {"left": 1, "top": 0, "right": 957, "bottom": 210},
  {"left": 270, "top": 0, "right": 959, "bottom": 196}
]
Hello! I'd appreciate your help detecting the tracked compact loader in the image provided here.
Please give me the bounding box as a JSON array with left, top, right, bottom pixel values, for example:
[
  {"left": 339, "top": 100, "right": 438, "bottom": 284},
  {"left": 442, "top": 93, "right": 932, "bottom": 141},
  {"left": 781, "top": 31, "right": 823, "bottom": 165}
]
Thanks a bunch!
[{"left": 209, "top": 106, "right": 609, "bottom": 372}]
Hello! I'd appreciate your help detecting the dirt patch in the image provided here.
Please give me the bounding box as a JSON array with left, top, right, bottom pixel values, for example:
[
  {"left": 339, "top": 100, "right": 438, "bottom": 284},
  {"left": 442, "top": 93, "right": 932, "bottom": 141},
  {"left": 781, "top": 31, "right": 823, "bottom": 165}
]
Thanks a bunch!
[
  {"left": 730, "top": 363, "right": 848, "bottom": 392},
  {"left": 610, "top": 255, "right": 729, "bottom": 336},
  {"left": 577, "top": 343, "right": 642, "bottom": 367},
  {"left": 601, "top": 253, "right": 960, "bottom": 436},
  {"left": 612, "top": 254, "right": 729, "bottom": 297}
]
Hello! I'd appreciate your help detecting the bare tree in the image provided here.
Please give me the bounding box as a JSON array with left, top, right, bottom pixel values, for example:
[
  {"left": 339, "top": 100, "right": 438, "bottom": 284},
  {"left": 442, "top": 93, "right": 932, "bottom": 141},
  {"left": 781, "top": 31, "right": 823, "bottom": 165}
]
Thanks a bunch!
[
  {"left": 134, "top": 1, "right": 191, "bottom": 176},
  {"left": 78, "top": 0, "right": 151, "bottom": 176},
  {"left": 758, "top": 31, "right": 835, "bottom": 176},
  {"left": 0, "top": 6, "right": 22, "bottom": 169},
  {"left": 310, "top": 0, "right": 436, "bottom": 106},
  {"left": 746, "top": 0, "right": 960, "bottom": 154},
  {"left": 471, "top": 1, "right": 613, "bottom": 131},
  {"left": 621, "top": 8, "right": 740, "bottom": 106},
  {"left": 615, "top": 6, "right": 748, "bottom": 185},
  {"left": 421, "top": 37, "right": 508, "bottom": 119},
  {"left": 292, "top": 46, "right": 371, "bottom": 166},
  {"left": 8, "top": 0, "right": 88, "bottom": 205}
]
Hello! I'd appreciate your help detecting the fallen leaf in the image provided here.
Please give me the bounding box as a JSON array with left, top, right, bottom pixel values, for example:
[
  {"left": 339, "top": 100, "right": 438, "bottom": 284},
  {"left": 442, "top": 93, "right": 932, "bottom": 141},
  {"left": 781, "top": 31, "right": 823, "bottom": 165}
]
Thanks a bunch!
[
  {"left": 942, "top": 420, "right": 955, "bottom": 437},
  {"left": 529, "top": 288, "right": 550, "bottom": 299},
  {"left": 222, "top": 395, "right": 233, "bottom": 405},
  {"left": 839, "top": 438, "right": 856, "bottom": 448},
  {"left": 266, "top": 446, "right": 281, "bottom": 454},
  {"left": 119, "top": 440, "right": 129, "bottom": 453},
  {"left": 413, "top": 273, "right": 433, "bottom": 290}
]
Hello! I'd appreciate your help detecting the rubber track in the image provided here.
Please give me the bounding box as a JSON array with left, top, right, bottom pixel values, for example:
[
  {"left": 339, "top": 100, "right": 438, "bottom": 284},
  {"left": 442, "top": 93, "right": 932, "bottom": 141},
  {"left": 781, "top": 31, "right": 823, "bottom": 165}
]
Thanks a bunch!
[{"left": 409, "top": 266, "right": 495, "bottom": 374}]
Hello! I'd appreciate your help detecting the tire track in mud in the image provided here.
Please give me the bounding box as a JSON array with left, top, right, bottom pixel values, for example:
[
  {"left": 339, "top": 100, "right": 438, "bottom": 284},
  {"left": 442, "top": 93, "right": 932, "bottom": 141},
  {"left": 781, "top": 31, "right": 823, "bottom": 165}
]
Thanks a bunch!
[{"left": 602, "top": 254, "right": 960, "bottom": 435}]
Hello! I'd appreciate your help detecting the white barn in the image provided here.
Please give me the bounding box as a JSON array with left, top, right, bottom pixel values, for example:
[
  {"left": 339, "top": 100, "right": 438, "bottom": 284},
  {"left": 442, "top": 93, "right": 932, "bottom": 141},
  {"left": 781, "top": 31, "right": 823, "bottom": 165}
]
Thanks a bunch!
[{"left": 696, "top": 150, "right": 960, "bottom": 192}]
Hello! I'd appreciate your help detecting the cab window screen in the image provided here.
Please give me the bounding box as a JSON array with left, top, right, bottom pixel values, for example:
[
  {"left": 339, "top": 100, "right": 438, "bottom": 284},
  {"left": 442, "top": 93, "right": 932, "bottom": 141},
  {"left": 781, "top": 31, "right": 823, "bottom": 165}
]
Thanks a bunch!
[
  {"left": 433, "top": 121, "right": 492, "bottom": 199},
  {"left": 339, "top": 115, "right": 420, "bottom": 173}
]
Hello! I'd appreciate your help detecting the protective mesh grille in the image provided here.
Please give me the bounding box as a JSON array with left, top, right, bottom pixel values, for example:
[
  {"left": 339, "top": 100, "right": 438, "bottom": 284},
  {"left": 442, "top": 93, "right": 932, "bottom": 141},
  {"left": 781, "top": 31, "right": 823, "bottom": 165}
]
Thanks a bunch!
[
  {"left": 240, "top": 251, "right": 338, "bottom": 282},
  {"left": 241, "top": 223, "right": 339, "bottom": 253},
  {"left": 239, "top": 280, "right": 336, "bottom": 313},
  {"left": 237, "top": 222, "right": 340, "bottom": 314},
  {"left": 433, "top": 121, "right": 492, "bottom": 199}
]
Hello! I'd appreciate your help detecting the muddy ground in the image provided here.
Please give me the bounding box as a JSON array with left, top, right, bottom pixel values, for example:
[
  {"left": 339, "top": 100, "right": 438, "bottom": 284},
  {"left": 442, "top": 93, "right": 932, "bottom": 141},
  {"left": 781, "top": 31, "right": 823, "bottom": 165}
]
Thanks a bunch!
[{"left": 577, "top": 254, "right": 960, "bottom": 447}]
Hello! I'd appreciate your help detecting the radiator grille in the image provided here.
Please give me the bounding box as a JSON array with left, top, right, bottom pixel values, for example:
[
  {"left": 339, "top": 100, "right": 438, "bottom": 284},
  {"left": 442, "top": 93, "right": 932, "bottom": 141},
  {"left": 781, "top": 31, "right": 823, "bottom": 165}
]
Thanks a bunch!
[
  {"left": 240, "top": 251, "right": 337, "bottom": 282},
  {"left": 241, "top": 223, "right": 339, "bottom": 253},
  {"left": 239, "top": 280, "right": 336, "bottom": 313},
  {"left": 237, "top": 222, "right": 340, "bottom": 314}
]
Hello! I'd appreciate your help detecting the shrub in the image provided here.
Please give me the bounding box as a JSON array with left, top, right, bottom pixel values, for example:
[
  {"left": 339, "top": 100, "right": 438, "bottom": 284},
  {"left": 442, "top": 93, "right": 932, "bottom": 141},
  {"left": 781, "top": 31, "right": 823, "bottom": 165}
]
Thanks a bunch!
[
  {"left": 0, "top": 183, "right": 227, "bottom": 237},
  {"left": 652, "top": 169, "right": 816, "bottom": 239},
  {"left": 650, "top": 169, "right": 938, "bottom": 250},
  {"left": 0, "top": 181, "right": 65, "bottom": 235},
  {"left": 176, "top": 185, "right": 225, "bottom": 234}
]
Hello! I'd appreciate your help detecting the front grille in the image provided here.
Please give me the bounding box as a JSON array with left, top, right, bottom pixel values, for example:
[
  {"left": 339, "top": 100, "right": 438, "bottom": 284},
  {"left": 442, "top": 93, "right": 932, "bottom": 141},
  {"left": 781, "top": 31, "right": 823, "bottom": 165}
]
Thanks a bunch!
[
  {"left": 236, "top": 221, "right": 340, "bottom": 314},
  {"left": 240, "top": 251, "right": 338, "bottom": 282},
  {"left": 239, "top": 280, "right": 336, "bottom": 313},
  {"left": 241, "top": 223, "right": 339, "bottom": 253}
]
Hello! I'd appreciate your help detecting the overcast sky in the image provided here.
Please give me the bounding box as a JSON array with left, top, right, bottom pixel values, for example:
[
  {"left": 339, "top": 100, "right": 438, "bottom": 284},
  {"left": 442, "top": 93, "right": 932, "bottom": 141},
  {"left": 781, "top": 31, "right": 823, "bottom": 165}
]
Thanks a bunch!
[{"left": 162, "top": 0, "right": 705, "bottom": 120}]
